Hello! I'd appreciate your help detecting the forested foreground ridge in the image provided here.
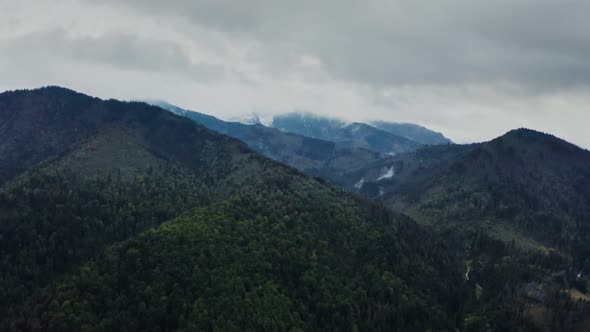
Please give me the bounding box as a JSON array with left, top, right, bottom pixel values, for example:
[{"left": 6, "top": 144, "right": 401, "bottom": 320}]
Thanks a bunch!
[
  {"left": 0, "top": 87, "right": 588, "bottom": 331},
  {"left": 0, "top": 87, "right": 462, "bottom": 331}
]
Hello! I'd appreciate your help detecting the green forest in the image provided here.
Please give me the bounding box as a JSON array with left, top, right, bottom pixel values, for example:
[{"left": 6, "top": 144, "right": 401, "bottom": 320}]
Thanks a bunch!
[{"left": 1, "top": 87, "right": 589, "bottom": 331}]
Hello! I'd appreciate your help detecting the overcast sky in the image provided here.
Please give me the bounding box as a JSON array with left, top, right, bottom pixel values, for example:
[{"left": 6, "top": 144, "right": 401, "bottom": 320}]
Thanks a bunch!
[{"left": 1, "top": 0, "right": 589, "bottom": 147}]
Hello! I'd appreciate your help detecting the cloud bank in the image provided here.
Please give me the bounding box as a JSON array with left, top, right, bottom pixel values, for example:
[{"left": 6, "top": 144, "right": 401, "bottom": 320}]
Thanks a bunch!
[{"left": 1, "top": 0, "right": 589, "bottom": 147}]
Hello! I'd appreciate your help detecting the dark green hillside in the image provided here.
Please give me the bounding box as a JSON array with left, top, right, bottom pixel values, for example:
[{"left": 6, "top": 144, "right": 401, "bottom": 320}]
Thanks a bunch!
[
  {"left": 0, "top": 164, "right": 212, "bottom": 326},
  {"left": 349, "top": 129, "right": 590, "bottom": 254},
  {"left": 344, "top": 128, "right": 590, "bottom": 330},
  {"left": 0, "top": 87, "right": 272, "bottom": 329},
  {"left": 0, "top": 87, "right": 468, "bottom": 331},
  {"left": 7, "top": 87, "right": 585, "bottom": 331},
  {"left": 0, "top": 87, "right": 100, "bottom": 184},
  {"left": 21, "top": 176, "right": 464, "bottom": 332},
  {"left": 342, "top": 143, "right": 475, "bottom": 198},
  {"left": 0, "top": 87, "right": 312, "bottom": 329},
  {"left": 371, "top": 121, "right": 452, "bottom": 145}
]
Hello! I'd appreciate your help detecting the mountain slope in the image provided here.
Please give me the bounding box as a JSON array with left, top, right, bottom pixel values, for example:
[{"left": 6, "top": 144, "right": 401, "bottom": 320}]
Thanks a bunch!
[
  {"left": 342, "top": 129, "right": 590, "bottom": 331},
  {"left": 0, "top": 87, "right": 277, "bottom": 329},
  {"left": 271, "top": 112, "right": 423, "bottom": 155},
  {"left": 349, "top": 129, "right": 590, "bottom": 254},
  {"left": 23, "top": 174, "right": 464, "bottom": 332},
  {"left": 0, "top": 87, "right": 467, "bottom": 331},
  {"left": 371, "top": 121, "right": 452, "bottom": 145},
  {"left": 0, "top": 87, "right": 256, "bottom": 186},
  {"left": 153, "top": 102, "right": 383, "bottom": 182},
  {"left": 0, "top": 87, "right": 100, "bottom": 184}
]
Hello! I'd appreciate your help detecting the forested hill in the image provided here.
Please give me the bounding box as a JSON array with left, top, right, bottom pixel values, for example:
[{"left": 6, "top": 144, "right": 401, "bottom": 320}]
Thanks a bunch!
[
  {"left": 338, "top": 129, "right": 590, "bottom": 331},
  {"left": 350, "top": 128, "right": 590, "bottom": 256},
  {"left": 370, "top": 120, "right": 452, "bottom": 145},
  {"left": 0, "top": 86, "right": 257, "bottom": 187},
  {"left": 0, "top": 87, "right": 466, "bottom": 331}
]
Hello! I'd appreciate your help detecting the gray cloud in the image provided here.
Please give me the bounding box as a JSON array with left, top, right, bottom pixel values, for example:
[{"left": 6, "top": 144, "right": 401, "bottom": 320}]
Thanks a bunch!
[
  {"left": 2, "top": 28, "right": 225, "bottom": 81},
  {"left": 93, "top": 0, "right": 590, "bottom": 91},
  {"left": 1, "top": 0, "right": 589, "bottom": 148}
]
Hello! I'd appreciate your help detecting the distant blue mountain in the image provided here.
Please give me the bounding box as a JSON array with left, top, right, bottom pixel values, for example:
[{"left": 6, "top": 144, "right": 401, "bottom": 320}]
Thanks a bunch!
[
  {"left": 370, "top": 121, "right": 452, "bottom": 145},
  {"left": 271, "top": 112, "right": 428, "bottom": 155},
  {"left": 150, "top": 102, "right": 383, "bottom": 182}
]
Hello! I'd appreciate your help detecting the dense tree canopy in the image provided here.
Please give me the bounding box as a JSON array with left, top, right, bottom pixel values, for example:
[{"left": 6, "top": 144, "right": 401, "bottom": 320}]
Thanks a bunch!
[{"left": 1, "top": 87, "right": 589, "bottom": 331}]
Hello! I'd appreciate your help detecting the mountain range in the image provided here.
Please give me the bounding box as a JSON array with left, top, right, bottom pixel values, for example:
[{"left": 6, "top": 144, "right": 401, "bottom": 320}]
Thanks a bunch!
[
  {"left": 152, "top": 102, "right": 451, "bottom": 184},
  {"left": 150, "top": 102, "right": 383, "bottom": 183},
  {"left": 1, "top": 87, "right": 589, "bottom": 331},
  {"left": 0, "top": 87, "right": 464, "bottom": 331},
  {"left": 345, "top": 129, "right": 590, "bottom": 255},
  {"left": 271, "top": 112, "right": 435, "bottom": 154}
]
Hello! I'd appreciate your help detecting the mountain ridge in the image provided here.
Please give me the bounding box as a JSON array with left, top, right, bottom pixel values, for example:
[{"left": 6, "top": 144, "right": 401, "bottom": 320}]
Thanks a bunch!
[
  {"left": 271, "top": 112, "right": 423, "bottom": 155},
  {"left": 371, "top": 120, "right": 452, "bottom": 145},
  {"left": 348, "top": 127, "right": 590, "bottom": 254},
  {"left": 3, "top": 86, "right": 589, "bottom": 331},
  {"left": 151, "top": 101, "right": 385, "bottom": 183},
  {"left": 0, "top": 86, "right": 468, "bottom": 331}
]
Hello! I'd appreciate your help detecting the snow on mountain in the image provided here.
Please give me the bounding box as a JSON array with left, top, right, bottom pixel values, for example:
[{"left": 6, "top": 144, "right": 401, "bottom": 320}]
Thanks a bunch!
[
  {"left": 377, "top": 166, "right": 395, "bottom": 181},
  {"left": 354, "top": 177, "right": 365, "bottom": 189},
  {"left": 229, "top": 112, "right": 273, "bottom": 126}
]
